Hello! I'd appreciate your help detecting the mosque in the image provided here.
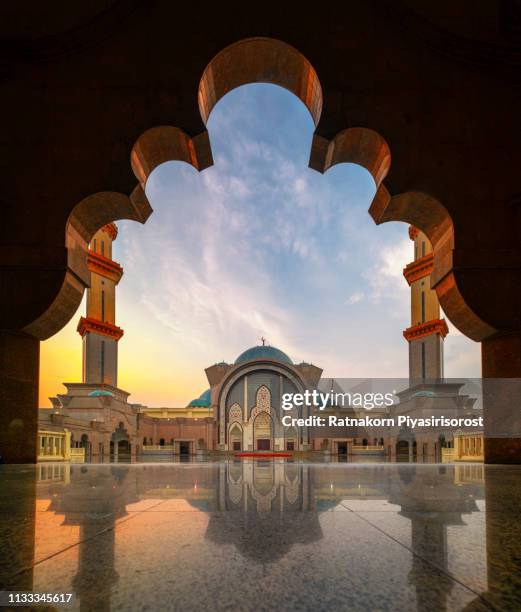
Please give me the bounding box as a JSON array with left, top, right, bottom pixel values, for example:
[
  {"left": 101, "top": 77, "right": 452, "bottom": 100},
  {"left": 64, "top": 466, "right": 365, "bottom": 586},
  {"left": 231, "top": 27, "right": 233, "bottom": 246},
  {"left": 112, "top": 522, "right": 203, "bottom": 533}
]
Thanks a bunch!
[{"left": 38, "top": 222, "right": 482, "bottom": 461}]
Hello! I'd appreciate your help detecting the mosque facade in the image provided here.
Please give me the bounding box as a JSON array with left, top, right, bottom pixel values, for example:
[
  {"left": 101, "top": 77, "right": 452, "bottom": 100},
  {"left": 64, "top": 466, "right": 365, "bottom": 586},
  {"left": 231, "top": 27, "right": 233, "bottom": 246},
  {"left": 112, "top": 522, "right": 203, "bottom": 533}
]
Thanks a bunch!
[{"left": 38, "top": 224, "right": 482, "bottom": 460}]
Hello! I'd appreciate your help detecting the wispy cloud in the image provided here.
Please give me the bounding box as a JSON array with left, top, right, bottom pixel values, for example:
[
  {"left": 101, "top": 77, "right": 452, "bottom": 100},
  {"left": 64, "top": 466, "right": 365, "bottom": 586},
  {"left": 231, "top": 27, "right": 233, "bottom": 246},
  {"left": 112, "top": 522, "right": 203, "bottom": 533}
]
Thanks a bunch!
[
  {"left": 345, "top": 291, "right": 364, "bottom": 305},
  {"left": 110, "top": 84, "right": 481, "bottom": 403}
]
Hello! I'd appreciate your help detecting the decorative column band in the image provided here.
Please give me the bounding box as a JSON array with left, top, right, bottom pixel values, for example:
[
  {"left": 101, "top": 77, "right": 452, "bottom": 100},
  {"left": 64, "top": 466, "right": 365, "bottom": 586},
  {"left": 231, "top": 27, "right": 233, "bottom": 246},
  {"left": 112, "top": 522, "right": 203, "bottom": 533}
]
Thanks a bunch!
[
  {"left": 77, "top": 316, "right": 124, "bottom": 340},
  {"left": 403, "top": 252, "right": 434, "bottom": 285},
  {"left": 87, "top": 250, "right": 124, "bottom": 283},
  {"left": 408, "top": 225, "right": 419, "bottom": 240},
  {"left": 403, "top": 318, "right": 449, "bottom": 342},
  {"left": 102, "top": 223, "right": 118, "bottom": 240}
]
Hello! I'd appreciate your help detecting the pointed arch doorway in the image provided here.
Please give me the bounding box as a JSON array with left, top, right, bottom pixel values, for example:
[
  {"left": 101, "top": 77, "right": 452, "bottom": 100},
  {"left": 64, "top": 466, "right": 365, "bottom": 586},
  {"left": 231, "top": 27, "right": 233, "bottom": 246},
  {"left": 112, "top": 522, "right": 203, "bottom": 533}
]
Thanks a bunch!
[{"left": 254, "top": 411, "right": 273, "bottom": 451}]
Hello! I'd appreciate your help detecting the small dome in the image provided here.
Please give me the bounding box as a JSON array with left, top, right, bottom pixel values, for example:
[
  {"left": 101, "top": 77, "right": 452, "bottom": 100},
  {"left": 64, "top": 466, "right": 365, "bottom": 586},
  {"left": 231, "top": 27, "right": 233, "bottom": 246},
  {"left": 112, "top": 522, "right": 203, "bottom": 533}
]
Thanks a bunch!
[
  {"left": 412, "top": 390, "right": 436, "bottom": 398},
  {"left": 88, "top": 390, "right": 115, "bottom": 398},
  {"left": 234, "top": 345, "right": 293, "bottom": 365},
  {"left": 188, "top": 388, "right": 211, "bottom": 407}
]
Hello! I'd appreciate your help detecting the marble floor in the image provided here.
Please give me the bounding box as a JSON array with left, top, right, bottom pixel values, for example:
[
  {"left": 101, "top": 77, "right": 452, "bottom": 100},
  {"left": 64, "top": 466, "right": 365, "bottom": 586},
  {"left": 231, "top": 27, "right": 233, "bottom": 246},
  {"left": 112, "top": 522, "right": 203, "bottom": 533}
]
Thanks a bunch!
[{"left": 1, "top": 460, "right": 520, "bottom": 611}]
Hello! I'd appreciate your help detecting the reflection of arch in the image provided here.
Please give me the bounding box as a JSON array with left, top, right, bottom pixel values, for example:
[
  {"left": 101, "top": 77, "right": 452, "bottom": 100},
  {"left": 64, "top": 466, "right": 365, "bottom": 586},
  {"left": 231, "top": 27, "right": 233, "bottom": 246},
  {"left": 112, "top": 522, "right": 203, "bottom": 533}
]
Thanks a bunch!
[
  {"left": 229, "top": 423, "right": 243, "bottom": 452},
  {"left": 253, "top": 412, "right": 273, "bottom": 451},
  {"left": 250, "top": 461, "right": 278, "bottom": 512}
]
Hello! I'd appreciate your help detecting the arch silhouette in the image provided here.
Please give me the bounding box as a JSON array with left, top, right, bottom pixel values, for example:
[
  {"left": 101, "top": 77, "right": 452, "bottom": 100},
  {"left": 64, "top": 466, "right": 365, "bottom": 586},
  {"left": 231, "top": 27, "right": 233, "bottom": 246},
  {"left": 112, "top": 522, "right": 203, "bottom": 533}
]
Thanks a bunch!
[
  {"left": 23, "top": 188, "right": 152, "bottom": 340},
  {"left": 198, "top": 37, "right": 323, "bottom": 127},
  {"left": 31, "top": 36, "right": 494, "bottom": 348},
  {"left": 370, "top": 189, "right": 496, "bottom": 341}
]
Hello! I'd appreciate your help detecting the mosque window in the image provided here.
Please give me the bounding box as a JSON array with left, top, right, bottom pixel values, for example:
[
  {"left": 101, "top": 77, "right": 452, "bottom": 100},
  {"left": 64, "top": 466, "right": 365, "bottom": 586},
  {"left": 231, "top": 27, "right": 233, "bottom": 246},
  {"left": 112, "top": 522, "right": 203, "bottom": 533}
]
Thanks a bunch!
[
  {"left": 93, "top": 239, "right": 96, "bottom": 252},
  {"left": 101, "top": 240, "right": 105, "bottom": 256},
  {"left": 256, "top": 385, "right": 271, "bottom": 411},
  {"left": 422, "top": 241, "right": 426, "bottom": 257},
  {"left": 229, "top": 403, "right": 242, "bottom": 422}
]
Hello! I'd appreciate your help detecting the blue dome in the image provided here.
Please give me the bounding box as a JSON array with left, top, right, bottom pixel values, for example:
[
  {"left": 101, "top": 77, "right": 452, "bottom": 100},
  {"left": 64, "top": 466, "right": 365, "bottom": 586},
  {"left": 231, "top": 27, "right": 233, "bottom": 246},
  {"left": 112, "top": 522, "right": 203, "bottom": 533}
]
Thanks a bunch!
[
  {"left": 88, "top": 390, "right": 115, "bottom": 398},
  {"left": 412, "top": 390, "right": 436, "bottom": 398},
  {"left": 188, "top": 388, "right": 211, "bottom": 407},
  {"left": 234, "top": 345, "right": 293, "bottom": 365}
]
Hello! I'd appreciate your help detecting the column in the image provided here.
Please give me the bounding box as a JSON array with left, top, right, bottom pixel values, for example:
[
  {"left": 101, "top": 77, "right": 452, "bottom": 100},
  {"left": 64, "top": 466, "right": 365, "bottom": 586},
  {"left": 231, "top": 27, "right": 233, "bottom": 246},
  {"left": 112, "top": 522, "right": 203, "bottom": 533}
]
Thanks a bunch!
[
  {"left": 0, "top": 330, "right": 39, "bottom": 463},
  {"left": 482, "top": 332, "right": 521, "bottom": 464}
]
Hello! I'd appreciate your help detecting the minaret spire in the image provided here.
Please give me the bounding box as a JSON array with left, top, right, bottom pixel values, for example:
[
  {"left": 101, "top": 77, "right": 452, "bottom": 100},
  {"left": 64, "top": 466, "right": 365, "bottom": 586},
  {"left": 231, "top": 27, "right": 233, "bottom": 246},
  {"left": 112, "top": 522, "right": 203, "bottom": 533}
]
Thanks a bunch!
[
  {"left": 77, "top": 223, "right": 124, "bottom": 387},
  {"left": 403, "top": 226, "right": 448, "bottom": 382}
]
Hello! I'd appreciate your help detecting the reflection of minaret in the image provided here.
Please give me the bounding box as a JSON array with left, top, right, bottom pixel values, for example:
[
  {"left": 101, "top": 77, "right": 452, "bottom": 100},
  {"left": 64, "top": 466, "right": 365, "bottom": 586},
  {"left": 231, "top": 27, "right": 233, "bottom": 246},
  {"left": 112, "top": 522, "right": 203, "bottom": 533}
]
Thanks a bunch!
[
  {"left": 391, "top": 466, "right": 481, "bottom": 612},
  {"left": 407, "top": 515, "right": 453, "bottom": 611},
  {"left": 72, "top": 520, "right": 119, "bottom": 612},
  {"left": 46, "top": 467, "right": 132, "bottom": 611},
  {"left": 403, "top": 227, "right": 448, "bottom": 381},
  {"left": 77, "top": 224, "right": 124, "bottom": 386}
]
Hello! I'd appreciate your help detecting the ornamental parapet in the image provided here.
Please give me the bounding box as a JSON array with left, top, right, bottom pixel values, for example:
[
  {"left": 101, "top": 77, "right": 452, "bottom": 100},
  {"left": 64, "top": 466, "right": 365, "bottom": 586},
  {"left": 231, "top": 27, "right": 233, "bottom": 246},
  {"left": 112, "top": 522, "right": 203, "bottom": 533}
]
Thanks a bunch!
[
  {"left": 87, "top": 250, "right": 123, "bottom": 283},
  {"left": 403, "top": 319, "right": 449, "bottom": 342},
  {"left": 101, "top": 223, "right": 118, "bottom": 240},
  {"left": 408, "top": 225, "right": 419, "bottom": 240},
  {"left": 77, "top": 316, "right": 124, "bottom": 340},
  {"left": 403, "top": 252, "right": 434, "bottom": 285}
]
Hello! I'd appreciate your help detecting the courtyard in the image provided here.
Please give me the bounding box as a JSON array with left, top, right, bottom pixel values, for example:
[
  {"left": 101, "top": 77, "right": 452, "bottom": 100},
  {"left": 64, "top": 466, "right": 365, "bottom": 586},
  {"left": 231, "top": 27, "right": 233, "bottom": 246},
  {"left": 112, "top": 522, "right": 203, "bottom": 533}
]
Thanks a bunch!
[{"left": 1, "top": 459, "right": 520, "bottom": 611}]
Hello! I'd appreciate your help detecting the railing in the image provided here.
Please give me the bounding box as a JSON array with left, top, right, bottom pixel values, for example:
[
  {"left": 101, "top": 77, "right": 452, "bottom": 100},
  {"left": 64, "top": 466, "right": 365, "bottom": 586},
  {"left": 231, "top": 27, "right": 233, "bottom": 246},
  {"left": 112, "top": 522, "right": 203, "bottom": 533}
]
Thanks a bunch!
[
  {"left": 441, "top": 448, "right": 456, "bottom": 463},
  {"left": 351, "top": 445, "right": 385, "bottom": 451},
  {"left": 455, "top": 463, "right": 485, "bottom": 484},
  {"left": 70, "top": 447, "right": 85, "bottom": 463},
  {"left": 38, "top": 430, "right": 71, "bottom": 461},
  {"left": 142, "top": 445, "right": 174, "bottom": 451}
]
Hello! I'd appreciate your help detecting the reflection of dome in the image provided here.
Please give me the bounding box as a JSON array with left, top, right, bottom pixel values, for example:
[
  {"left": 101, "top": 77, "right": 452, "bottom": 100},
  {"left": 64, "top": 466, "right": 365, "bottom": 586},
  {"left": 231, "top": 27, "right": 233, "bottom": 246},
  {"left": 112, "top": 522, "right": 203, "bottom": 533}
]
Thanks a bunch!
[
  {"left": 88, "top": 390, "right": 115, "bottom": 397},
  {"left": 188, "top": 388, "right": 211, "bottom": 407},
  {"left": 235, "top": 345, "right": 293, "bottom": 365}
]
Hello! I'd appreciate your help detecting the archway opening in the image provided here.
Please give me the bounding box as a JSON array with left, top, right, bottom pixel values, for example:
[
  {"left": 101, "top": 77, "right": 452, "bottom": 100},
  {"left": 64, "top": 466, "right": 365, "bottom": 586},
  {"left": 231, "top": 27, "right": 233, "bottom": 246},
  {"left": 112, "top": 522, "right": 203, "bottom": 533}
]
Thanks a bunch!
[{"left": 254, "top": 412, "right": 273, "bottom": 451}]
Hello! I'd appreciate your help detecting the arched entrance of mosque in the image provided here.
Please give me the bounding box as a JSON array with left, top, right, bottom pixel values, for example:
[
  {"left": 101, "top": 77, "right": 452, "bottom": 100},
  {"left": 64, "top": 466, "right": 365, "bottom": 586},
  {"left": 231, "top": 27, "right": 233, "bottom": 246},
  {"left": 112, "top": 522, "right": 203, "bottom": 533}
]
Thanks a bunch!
[
  {"left": 254, "top": 412, "right": 273, "bottom": 451},
  {"left": 80, "top": 434, "right": 91, "bottom": 459},
  {"left": 229, "top": 424, "right": 243, "bottom": 452},
  {"left": 396, "top": 440, "right": 410, "bottom": 460},
  {"left": 110, "top": 422, "right": 130, "bottom": 461}
]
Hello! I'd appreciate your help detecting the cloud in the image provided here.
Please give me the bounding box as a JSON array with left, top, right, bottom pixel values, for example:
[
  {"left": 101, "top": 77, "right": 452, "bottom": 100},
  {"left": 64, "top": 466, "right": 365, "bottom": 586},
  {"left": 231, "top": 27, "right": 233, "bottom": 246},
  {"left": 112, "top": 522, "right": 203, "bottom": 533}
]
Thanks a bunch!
[
  {"left": 363, "top": 237, "right": 410, "bottom": 311},
  {"left": 111, "top": 84, "right": 479, "bottom": 404},
  {"left": 344, "top": 291, "right": 364, "bottom": 305}
]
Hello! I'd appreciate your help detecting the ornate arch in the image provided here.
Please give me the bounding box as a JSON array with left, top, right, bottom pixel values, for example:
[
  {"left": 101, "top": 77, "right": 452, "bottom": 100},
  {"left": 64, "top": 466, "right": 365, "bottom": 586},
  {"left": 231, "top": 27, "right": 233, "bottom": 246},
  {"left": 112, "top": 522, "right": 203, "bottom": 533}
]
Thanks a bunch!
[
  {"left": 217, "top": 362, "right": 307, "bottom": 448},
  {"left": 229, "top": 403, "right": 242, "bottom": 423},
  {"left": 251, "top": 385, "right": 271, "bottom": 418},
  {"left": 228, "top": 422, "right": 243, "bottom": 452}
]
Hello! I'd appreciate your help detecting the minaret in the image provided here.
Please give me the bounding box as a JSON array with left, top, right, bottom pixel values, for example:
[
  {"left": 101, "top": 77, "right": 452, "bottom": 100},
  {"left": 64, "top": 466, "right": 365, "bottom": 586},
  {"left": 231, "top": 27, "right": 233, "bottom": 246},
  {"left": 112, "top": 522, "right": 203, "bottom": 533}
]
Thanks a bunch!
[
  {"left": 77, "top": 223, "right": 124, "bottom": 387},
  {"left": 403, "top": 226, "right": 448, "bottom": 381}
]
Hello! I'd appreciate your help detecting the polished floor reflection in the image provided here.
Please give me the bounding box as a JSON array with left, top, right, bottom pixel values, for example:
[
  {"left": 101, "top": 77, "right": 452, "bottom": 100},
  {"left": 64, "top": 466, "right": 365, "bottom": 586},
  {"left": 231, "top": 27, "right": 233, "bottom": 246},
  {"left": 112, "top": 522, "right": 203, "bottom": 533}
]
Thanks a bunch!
[{"left": 1, "top": 461, "right": 520, "bottom": 611}]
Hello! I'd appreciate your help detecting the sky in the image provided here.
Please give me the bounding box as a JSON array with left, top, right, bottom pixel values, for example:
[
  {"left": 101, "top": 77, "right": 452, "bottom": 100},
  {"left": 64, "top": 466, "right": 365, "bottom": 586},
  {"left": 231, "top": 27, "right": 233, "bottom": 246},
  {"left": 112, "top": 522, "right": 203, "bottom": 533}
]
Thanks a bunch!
[{"left": 39, "top": 84, "right": 481, "bottom": 407}]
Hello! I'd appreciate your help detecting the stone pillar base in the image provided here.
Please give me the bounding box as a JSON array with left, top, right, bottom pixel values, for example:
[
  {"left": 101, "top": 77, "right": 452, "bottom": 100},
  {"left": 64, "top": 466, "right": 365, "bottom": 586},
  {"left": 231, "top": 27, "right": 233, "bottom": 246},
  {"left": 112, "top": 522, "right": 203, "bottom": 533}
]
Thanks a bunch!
[
  {"left": 0, "top": 330, "right": 39, "bottom": 463},
  {"left": 484, "top": 438, "right": 521, "bottom": 464}
]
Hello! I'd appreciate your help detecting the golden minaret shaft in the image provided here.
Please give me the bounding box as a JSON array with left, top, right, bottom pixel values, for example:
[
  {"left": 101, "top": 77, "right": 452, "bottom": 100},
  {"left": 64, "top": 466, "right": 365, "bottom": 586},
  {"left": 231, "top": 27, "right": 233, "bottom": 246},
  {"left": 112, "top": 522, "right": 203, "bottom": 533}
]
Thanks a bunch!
[{"left": 77, "top": 223, "right": 124, "bottom": 387}]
